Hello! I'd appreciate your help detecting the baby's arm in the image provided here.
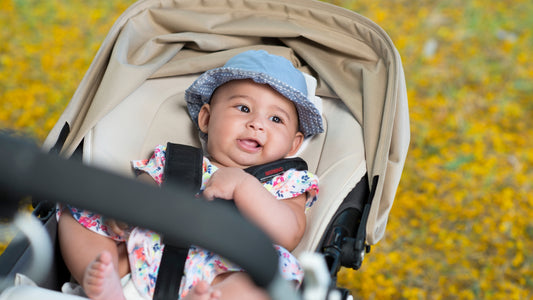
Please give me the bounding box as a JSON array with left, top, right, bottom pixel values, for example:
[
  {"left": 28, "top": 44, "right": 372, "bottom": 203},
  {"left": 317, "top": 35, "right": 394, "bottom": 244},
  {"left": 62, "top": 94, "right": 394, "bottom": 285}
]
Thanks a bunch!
[
  {"left": 137, "top": 172, "right": 159, "bottom": 186},
  {"left": 202, "top": 167, "right": 307, "bottom": 251}
]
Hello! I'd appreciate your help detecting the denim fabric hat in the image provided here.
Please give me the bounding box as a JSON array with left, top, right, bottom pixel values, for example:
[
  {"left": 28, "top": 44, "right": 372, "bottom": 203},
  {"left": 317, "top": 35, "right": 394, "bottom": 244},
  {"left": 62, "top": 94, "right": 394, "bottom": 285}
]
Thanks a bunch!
[{"left": 185, "top": 50, "right": 324, "bottom": 138}]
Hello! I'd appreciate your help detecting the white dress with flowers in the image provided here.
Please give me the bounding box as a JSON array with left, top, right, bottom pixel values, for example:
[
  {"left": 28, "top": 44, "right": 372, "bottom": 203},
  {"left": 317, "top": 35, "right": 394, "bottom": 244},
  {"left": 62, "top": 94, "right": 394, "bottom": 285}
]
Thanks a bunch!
[{"left": 62, "top": 145, "right": 319, "bottom": 299}]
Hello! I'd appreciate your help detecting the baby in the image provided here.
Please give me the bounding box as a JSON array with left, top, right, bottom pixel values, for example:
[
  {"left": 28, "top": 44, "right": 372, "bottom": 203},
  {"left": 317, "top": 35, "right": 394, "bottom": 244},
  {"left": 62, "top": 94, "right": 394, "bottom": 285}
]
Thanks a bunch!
[{"left": 58, "top": 50, "right": 324, "bottom": 300}]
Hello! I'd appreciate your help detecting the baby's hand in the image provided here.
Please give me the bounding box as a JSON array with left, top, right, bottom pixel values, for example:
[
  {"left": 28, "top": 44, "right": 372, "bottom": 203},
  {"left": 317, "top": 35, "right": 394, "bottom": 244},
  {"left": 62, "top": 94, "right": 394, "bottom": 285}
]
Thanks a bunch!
[
  {"left": 202, "top": 167, "right": 250, "bottom": 201},
  {"left": 104, "top": 218, "right": 129, "bottom": 237}
]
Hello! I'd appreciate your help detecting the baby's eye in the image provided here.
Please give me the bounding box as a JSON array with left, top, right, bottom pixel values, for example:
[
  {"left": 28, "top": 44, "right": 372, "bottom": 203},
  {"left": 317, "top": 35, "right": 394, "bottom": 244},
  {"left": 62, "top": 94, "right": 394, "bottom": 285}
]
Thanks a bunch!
[
  {"left": 236, "top": 105, "right": 250, "bottom": 113},
  {"left": 270, "top": 116, "right": 283, "bottom": 124}
]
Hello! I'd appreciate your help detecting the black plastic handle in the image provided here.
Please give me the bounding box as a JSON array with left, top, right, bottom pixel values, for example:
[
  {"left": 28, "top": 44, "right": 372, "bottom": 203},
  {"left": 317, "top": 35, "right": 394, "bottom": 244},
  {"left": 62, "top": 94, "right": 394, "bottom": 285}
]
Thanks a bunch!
[{"left": 0, "top": 134, "right": 278, "bottom": 289}]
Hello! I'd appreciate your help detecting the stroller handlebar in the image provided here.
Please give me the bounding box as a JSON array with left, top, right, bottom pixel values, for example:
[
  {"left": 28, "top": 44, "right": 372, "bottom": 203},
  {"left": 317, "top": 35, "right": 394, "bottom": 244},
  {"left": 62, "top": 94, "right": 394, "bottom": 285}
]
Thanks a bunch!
[{"left": 0, "top": 133, "right": 280, "bottom": 291}]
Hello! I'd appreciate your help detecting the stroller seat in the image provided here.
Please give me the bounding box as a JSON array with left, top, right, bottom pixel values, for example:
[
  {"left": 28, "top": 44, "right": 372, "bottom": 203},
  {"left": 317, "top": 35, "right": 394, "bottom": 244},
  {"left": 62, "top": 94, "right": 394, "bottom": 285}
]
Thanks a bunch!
[{"left": 80, "top": 55, "right": 367, "bottom": 256}]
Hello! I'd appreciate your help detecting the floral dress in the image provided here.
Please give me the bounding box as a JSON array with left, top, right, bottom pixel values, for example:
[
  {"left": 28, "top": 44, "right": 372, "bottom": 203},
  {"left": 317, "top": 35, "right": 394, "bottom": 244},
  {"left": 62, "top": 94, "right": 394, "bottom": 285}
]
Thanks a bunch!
[{"left": 61, "top": 145, "right": 319, "bottom": 299}]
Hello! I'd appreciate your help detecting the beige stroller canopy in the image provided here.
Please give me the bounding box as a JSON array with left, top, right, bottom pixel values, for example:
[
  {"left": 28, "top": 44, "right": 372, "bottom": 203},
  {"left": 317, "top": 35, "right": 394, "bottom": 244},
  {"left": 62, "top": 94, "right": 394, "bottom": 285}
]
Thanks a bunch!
[{"left": 43, "top": 0, "right": 409, "bottom": 248}]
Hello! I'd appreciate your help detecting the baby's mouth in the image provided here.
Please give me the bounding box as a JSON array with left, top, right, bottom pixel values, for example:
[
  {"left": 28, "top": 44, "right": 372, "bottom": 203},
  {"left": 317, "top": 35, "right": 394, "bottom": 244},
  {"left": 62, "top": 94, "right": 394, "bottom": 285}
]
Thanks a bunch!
[{"left": 237, "top": 138, "right": 262, "bottom": 152}]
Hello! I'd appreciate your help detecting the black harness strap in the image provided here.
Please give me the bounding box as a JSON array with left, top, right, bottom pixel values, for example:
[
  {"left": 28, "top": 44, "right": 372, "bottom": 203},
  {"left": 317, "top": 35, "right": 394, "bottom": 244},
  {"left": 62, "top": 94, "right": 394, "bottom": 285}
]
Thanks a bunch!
[
  {"left": 162, "top": 142, "right": 203, "bottom": 192},
  {"left": 153, "top": 245, "right": 189, "bottom": 300},
  {"left": 153, "top": 143, "right": 203, "bottom": 300},
  {"left": 153, "top": 143, "right": 308, "bottom": 300},
  {"left": 244, "top": 157, "right": 307, "bottom": 183}
]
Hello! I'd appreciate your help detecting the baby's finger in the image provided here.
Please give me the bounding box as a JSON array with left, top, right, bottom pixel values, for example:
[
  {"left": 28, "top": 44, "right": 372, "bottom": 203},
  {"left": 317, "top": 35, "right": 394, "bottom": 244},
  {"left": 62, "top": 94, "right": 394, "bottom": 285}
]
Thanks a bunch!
[
  {"left": 117, "top": 221, "right": 129, "bottom": 230},
  {"left": 106, "top": 219, "right": 125, "bottom": 236},
  {"left": 201, "top": 188, "right": 215, "bottom": 201}
]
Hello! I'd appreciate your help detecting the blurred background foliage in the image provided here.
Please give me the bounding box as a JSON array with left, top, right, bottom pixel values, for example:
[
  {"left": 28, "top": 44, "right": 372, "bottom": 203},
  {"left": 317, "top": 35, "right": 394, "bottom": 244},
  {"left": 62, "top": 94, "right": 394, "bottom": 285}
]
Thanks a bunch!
[{"left": 1, "top": 0, "right": 532, "bottom": 299}]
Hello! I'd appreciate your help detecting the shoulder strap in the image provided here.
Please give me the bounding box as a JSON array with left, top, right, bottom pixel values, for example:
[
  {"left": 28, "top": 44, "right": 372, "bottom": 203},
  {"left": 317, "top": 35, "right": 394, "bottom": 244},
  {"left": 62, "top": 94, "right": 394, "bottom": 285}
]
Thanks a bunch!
[
  {"left": 164, "top": 143, "right": 308, "bottom": 186},
  {"left": 154, "top": 143, "right": 203, "bottom": 300},
  {"left": 244, "top": 157, "right": 308, "bottom": 183},
  {"left": 162, "top": 142, "right": 203, "bottom": 194}
]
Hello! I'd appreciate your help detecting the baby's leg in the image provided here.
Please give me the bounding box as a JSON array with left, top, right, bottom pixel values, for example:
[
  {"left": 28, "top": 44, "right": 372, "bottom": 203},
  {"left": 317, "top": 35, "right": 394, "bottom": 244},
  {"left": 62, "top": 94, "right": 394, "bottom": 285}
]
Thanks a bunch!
[
  {"left": 210, "top": 272, "right": 269, "bottom": 300},
  {"left": 83, "top": 250, "right": 126, "bottom": 300},
  {"left": 181, "top": 281, "right": 221, "bottom": 300},
  {"left": 57, "top": 210, "right": 130, "bottom": 286}
]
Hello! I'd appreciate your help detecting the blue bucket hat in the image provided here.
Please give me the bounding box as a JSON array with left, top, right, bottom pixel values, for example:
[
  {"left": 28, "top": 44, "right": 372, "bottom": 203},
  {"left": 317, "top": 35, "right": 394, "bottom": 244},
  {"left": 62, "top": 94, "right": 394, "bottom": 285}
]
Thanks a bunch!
[{"left": 185, "top": 50, "right": 324, "bottom": 138}]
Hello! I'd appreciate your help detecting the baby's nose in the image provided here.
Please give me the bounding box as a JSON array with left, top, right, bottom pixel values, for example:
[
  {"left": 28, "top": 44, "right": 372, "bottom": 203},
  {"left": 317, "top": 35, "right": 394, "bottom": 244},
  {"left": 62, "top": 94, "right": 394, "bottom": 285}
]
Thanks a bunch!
[{"left": 247, "top": 117, "right": 265, "bottom": 131}]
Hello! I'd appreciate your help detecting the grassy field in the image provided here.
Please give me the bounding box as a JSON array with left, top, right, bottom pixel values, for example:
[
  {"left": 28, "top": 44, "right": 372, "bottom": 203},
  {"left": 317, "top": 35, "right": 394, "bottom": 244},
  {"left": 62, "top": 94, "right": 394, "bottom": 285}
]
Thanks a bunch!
[{"left": 1, "top": 0, "right": 532, "bottom": 299}]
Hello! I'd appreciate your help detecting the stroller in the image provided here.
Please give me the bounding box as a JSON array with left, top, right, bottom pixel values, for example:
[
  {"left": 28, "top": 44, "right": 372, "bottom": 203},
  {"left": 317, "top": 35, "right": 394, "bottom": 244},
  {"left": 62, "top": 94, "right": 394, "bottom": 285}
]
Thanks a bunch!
[{"left": 0, "top": 0, "right": 409, "bottom": 299}]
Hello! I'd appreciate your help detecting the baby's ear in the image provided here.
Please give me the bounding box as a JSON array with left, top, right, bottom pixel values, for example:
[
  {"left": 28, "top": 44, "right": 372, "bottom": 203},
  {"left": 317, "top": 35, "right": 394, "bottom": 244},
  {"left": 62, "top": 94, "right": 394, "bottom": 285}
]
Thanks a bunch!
[
  {"left": 197, "top": 104, "right": 211, "bottom": 133},
  {"left": 288, "top": 132, "right": 304, "bottom": 156}
]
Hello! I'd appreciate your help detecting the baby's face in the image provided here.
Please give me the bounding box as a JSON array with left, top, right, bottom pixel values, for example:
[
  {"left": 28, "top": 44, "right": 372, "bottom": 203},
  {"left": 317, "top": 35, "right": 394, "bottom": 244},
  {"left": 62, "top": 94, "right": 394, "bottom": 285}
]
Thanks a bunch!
[{"left": 197, "top": 79, "right": 304, "bottom": 169}]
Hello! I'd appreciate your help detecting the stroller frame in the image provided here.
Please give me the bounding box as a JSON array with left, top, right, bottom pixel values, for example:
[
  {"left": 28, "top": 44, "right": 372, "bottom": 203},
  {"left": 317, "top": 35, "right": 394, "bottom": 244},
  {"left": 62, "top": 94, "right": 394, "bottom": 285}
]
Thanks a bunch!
[{"left": 0, "top": 0, "right": 409, "bottom": 298}]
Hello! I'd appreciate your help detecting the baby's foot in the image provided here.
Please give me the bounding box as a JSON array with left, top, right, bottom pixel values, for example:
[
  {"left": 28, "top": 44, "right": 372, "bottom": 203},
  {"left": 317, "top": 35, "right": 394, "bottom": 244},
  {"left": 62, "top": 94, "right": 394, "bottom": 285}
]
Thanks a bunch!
[
  {"left": 82, "top": 251, "right": 126, "bottom": 300},
  {"left": 182, "top": 281, "right": 221, "bottom": 300}
]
